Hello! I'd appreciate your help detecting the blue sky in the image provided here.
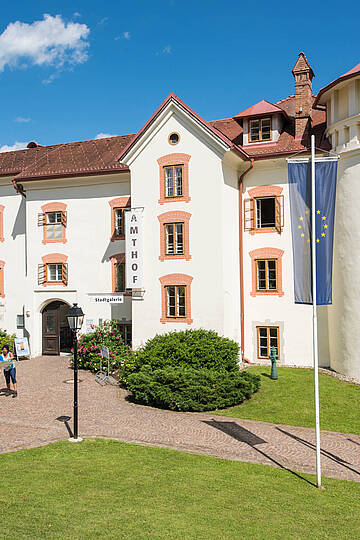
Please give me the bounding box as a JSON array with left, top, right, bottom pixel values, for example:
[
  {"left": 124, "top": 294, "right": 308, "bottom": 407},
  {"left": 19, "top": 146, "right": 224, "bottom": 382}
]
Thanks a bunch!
[{"left": 0, "top": 0, "right": 358, "bottom": 151}]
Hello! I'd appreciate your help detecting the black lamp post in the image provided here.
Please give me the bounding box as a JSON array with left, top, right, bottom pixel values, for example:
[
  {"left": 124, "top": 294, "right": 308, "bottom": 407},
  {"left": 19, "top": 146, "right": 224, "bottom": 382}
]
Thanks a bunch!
[{"left": 66, "top": 303, "right": 84, "bottom": 442}]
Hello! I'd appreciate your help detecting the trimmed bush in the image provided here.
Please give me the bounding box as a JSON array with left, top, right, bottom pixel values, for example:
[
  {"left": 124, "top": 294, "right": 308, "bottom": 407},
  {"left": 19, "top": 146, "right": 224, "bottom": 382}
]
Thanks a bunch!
[
  {"left": 127, "top": 366, "right": 261, "bottom": 412},
  {"left": 71, "top": 320, "right": 130, "bottom": 375},
  {"left": 129, "top": 329, "right": 240, "bottom": 375}
]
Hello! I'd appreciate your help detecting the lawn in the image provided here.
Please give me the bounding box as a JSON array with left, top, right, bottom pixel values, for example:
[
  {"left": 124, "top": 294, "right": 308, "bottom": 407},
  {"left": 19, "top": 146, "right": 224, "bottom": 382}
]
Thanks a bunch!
[
  {"left": 211, "top": 367, "right": 360, "bottom": 434},
  {"left": 0, "top": 439, "right": 359, "bottom": 539}
]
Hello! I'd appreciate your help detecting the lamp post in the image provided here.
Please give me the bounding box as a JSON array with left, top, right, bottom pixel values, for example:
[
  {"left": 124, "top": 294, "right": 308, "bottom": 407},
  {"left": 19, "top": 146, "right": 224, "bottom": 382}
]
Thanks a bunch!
[{"left": 66, "top": 303, "right": 84, "bottom": 442}]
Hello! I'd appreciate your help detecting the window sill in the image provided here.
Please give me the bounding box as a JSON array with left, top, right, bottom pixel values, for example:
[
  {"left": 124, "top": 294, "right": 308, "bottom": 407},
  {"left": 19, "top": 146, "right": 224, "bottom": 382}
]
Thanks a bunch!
[
  {"left": 159, "top": 254, "right": 191, "bottom": 261},
  {"left": 158, "top": 196, "right": 191, "bottom": 205},
  {"left": 41, "top": 281, "right": 67, "bottom": 287},
  {"left": 111, "top": 235, "right": 125, "bottom": 242},
  {"left": 42, "top": 239, "right": 67, "bottom": 244},
  {"left": 251, "top": 290, "right": 284, "bottom": 297},
  {"left": 160, "top": 316, "right": 193, "bottom": 325},
  {"left": 249, "top": 227, "right": 282, "bottom": 235}
]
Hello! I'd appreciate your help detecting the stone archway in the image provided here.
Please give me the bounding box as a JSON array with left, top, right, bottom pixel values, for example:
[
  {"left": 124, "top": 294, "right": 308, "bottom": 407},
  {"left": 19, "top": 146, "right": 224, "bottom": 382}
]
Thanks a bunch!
[{"left": 41, "top": 300, "right": 71, "bottom": 355}]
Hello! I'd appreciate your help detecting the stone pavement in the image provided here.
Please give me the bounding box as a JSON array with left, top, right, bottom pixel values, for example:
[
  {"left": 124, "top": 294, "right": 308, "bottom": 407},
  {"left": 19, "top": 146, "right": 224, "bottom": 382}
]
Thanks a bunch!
[{"left": 0, "top": 356, "right": 359, "bottom": 483}]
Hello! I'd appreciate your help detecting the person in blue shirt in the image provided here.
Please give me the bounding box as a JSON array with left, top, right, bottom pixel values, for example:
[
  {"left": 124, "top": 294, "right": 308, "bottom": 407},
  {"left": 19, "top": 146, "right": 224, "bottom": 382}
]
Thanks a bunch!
[{"left": 1, "top": 344, "right": 17, "bottom": 397}]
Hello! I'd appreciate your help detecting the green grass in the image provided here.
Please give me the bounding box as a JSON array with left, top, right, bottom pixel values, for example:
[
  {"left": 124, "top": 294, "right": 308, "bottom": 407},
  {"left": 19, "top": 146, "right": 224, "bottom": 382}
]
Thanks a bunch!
[
  {"left": 0, "top": 439, "right": 359, "bottom": 539},
  {"left": 211, "top": 367, "right": 360, "bottom": 434}
]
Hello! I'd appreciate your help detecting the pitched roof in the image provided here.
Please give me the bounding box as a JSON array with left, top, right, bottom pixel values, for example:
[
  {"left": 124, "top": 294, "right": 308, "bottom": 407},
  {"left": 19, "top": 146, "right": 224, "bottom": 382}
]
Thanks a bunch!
[
  {"left": 314, "top": 62, "right": 360, "bottom": 106},
  {"left": 2, "top": 135, "right": 134, "bottom": 181},
  {"left": 292, "top": 52, "right": 314, "bottom": 79},
  {"left": 234, "top": 100, "right": 285, "bottom": 118},
  {"left": 118, "top": 92, "right": 249, "bottom": 162}
]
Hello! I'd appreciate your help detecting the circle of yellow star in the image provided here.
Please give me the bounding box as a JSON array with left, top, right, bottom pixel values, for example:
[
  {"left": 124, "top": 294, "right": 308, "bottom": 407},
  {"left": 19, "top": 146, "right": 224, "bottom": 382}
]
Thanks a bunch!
[
  {"left": 317, "top": 210, "right": 321, "bottom": 214},
  {"left": 321, "top": 233, "right": 326, "bottom": 237},
  {"left": 316, "top": 238, "right": 320, "bottom": 243},
  {"left": 322, "top": 216, "right": 326, "bottom": 221},
  {"left": 324, "top": 224, "right": 328, "bottom": 229},
  {"left": 298, "top": 225, "right": 302, "bottom": 229},
  {"left": 299, "top": 216, "right": 304, "bottom": 221},
  {"left": 301, "top": 233, "right": 305, "bottom": 237}
]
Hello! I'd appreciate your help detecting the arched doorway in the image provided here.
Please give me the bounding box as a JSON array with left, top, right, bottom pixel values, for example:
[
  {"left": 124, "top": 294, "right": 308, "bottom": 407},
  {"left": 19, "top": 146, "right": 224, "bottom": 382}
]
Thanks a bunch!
[{"left": 42, "top": 301, "right": 72, "bottom": 355}]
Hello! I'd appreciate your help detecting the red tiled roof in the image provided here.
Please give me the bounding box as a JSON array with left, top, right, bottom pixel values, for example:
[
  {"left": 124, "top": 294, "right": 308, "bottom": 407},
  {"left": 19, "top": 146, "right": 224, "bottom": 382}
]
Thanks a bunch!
[
  {"left": 234, "top": 100, "right": 285, "bottom": 118},
  {"left": 314, "top": 62, "right": 360, "bottom": 107},
  {"left": 0, "top": 135, "right": 134, "bottom": 181}
]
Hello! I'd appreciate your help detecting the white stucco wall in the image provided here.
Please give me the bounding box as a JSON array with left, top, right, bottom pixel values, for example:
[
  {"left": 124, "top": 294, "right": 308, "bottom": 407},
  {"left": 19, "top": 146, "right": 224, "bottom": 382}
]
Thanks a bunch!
[{"left": 17, "top": 173, "right": 131, "bottom": 356}]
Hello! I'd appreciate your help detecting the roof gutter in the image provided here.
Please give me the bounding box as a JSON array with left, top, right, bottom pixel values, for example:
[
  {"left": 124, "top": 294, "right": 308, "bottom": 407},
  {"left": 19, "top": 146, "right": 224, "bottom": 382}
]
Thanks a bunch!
[
  {"left": 238, "top": 158, "right": 254, "bottom": 363},
  {"left": 12, "top": 178, "right": 26, "bottom": 197}
]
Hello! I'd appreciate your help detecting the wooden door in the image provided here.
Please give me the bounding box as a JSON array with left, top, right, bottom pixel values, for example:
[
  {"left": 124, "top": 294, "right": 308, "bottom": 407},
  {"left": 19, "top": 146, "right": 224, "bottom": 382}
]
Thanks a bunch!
[{"left": 42, "top": 302, "right": 60, "bottom": 355}]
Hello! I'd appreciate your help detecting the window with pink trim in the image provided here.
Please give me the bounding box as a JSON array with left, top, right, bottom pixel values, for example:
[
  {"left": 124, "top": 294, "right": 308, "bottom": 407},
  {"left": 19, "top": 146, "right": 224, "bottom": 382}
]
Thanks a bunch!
[
  {"left": 109, "top": 197, "right": 131, "bottom": 241},
  {"left": 158, "top": 211, "right": 191, "bottom": 261},
  {"left": 159, "top": 274, "right": 193, "bottom": 324},
  {"left": 38, "top": 253, "right": 68, "bottom": 287},
  {"left": 38, "top": 202, "right": 67, "bottom": 244},
  {"left": 0, "top": 260, "right": 5, "bottom": 298},
  {"left": 0, "top": 205, "right": 4, "bottom": 243},
  {"left": 244, "top": 185, "right": 284, "bottom": 235},
  {"left": 110, "top": 253, "right": 130, "bottom": 294},
  {"left": 157, "top": 153, "right": 191, "bottom": 204},
  {"left": 249, "top": 248, "right": 284, "bottom": 297}
]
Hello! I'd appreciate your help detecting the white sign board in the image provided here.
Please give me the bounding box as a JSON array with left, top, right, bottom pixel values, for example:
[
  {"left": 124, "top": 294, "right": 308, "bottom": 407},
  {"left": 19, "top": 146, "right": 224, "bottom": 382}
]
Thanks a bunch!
[
  {"left": 14, "top": 337, "right": 30, "bottom": 357},
  {"left": 100, "top": 346, "right": 109, "bottom": 359},
  {"left": 85, "top": 319, "right": 95, "bottom": 333},
  {"left": 125, "top": 208, "right": 143, "bottom": 289},
  {"left": 89, "top": 295, "right": 124, "bottom": 304}
]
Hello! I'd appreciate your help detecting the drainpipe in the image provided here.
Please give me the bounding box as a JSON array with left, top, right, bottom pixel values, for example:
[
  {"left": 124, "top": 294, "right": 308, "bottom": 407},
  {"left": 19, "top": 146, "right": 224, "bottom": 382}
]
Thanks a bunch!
[
  {"left": 12, "top": 179, "right": 26, "bottom": 197},
  {"left": 238, "top": 158, "right": 254, "bottom": 363}
]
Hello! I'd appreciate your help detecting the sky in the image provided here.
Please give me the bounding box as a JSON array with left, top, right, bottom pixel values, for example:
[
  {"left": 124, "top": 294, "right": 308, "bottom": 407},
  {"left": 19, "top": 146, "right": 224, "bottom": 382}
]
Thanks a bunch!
[{"left": 0, "top": 0, "right": 358, "bottom": 151}]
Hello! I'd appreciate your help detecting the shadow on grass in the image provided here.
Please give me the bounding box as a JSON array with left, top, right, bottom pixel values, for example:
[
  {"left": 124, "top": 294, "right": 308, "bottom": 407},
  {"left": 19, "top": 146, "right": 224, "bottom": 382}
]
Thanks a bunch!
[
  {"left": 261, "top": 372, "right": 273, "bottom": 379},
  {"left": 203, "top": 419, "right": 317, "bottom": 487},
  {"left": 277, "top": 427, "right": 360, "bottom": 478},
  {"left": 56, "top": 416, "right": 73, "bottom": 438}
]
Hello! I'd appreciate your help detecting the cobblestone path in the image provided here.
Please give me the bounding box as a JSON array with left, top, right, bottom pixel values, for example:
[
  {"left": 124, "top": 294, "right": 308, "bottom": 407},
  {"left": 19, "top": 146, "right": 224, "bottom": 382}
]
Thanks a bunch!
[{"left": 1, "top": 356, "right": 359, "bottom": 482}]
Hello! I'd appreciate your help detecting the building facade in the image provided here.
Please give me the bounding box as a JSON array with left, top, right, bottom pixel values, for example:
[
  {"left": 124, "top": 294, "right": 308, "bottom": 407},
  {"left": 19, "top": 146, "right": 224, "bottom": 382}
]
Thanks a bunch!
[{"left": 0, "top": 53, "right": 359, "bottom": 379}]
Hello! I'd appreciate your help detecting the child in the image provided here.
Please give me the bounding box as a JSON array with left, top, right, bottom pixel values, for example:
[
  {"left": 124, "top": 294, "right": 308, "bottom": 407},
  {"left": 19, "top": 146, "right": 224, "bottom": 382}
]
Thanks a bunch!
[{"left": 1, "top": 344, "right": 17, "bottom": 397}]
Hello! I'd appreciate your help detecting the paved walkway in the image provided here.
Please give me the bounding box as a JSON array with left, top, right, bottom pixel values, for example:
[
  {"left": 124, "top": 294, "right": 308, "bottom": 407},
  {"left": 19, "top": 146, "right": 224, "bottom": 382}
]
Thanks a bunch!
[{"left": 1, "top": 356, "right": 359, "bottom": 483}]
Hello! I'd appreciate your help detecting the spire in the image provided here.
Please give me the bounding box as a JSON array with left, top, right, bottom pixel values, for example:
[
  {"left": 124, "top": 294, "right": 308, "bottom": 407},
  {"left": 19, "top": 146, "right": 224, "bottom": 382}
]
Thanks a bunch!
[{"left": 292, "top": 52, "right": 315, "bottom": 141}]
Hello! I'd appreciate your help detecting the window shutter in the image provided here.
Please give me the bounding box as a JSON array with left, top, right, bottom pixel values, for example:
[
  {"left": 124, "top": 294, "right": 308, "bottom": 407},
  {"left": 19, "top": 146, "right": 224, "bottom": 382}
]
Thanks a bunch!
[
  {"left": 244, "top": 198, "right": 254, "bottom": 231},
  {"left": 38, "top": 264, "right": 46, "bottom": 285},
  {"left": 38, "top": 213, "right": 45, "bottom": 226},
  {"left": 275, "top": 195, "right": 284, "bottom": 233},
  {"left": 62, "top": 263, "right": 68, "bottom": 286},
  {"left": 61, "top": 211, "right": 67, "bottom": 227}
]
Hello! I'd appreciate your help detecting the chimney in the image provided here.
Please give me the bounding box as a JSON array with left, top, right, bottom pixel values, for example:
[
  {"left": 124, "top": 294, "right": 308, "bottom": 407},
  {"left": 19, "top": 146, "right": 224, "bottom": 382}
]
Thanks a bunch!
[{"left": 292, "top": 52, "right": 314, "bottom": 141}]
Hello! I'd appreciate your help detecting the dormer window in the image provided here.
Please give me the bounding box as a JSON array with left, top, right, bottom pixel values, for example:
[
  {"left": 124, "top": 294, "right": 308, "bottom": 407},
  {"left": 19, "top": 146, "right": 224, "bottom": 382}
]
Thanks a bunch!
[{"left": 249, "top": 118, "right": 272, "bottom": 142}]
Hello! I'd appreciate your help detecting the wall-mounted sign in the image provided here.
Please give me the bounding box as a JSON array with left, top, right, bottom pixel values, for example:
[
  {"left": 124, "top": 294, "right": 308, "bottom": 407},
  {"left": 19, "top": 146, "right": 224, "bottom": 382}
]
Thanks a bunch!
[
  {"left": 88, "top": 295, "right": 124, "bottom": 304},
  {"left": 14, "top": 337, "right": 30, "bottom": 357},
  {"left": 125, "top": 208, "right": 143, "bottom": 289}
]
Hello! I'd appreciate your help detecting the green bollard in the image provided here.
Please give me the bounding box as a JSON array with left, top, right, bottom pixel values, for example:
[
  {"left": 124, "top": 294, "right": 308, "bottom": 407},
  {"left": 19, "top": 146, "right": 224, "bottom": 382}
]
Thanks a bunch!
[{"left": 270, "top": 346, "right": 278, "bottom": 380}]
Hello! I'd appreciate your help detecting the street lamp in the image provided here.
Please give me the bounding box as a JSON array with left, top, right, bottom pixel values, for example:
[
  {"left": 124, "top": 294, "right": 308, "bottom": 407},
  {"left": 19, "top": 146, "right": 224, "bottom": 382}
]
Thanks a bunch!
[{"left": 66, "top": 303, "right": 84, "bottom": 442}]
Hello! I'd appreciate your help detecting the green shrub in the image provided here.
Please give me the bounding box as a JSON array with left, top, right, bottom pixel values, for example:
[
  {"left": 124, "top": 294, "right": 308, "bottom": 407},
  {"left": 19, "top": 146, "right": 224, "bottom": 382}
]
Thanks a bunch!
[
  {"left": 128, "top": 329, "right": 240, "bottom": 376},
  {"left": 127, "top": 366, "right": 261, "bottom": 412},
  {"left": 71, "top": 320, "right": 130, "bottom": 376},
  {"left": 0, "top": 329, "right": 17, "bottom": 352}
]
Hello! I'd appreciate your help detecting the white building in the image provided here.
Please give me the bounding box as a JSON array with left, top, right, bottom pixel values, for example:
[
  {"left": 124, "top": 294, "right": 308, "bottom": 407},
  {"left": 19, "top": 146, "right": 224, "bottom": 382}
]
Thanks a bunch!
[{"left": 0, "top": 53, "right": 359, "bottom": 379}]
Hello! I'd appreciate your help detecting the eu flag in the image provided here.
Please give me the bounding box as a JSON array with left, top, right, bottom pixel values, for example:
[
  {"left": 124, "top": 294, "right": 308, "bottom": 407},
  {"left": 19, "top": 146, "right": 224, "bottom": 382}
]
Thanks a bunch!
[{"left": 288, "top": 159, "right": 338, "bottom": 305}]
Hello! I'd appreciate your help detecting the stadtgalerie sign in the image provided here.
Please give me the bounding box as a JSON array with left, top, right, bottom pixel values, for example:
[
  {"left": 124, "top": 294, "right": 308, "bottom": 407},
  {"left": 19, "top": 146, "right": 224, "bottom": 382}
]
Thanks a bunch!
[
  {"left": 89, "top": 295, "right": 124, "bottom": 304},
  {"left": 125, "top": 208, "right": 143, "bottom": 288}
]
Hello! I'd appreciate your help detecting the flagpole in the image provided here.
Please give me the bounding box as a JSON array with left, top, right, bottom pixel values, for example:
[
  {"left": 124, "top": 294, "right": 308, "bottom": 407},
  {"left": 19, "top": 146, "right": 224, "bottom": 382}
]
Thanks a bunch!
[{"left": 311, "top": 134, "right": 322, "bottom": 488}]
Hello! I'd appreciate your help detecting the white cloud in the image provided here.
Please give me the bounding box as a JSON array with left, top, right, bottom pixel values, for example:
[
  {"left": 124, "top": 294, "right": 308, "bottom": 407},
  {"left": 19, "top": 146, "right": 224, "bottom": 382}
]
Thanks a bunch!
[
  {"left": 14, "top": 116, "right": 31, "bottom": 123},
  {"left": 162, "top": 45, "right": 172, "bottom": 54},
  {"left": 0, "top": 14, "right": 90, "bottom": 73},
  {"left": 0, "top": 141, "right": 28, "bottom": 152},
  {"left": 123, "top": 31, "right": 131, "bottom": 40},
  {"left": 42, "top": 72, "right": 60, "bottom": 85},
  {"left": 98, "top": 17, "right": 109, "bottom": 26},
  {"left": 94, "top": 133, "right": 118, "bottom": 139},
  {"left": 73, "top": 12, "right": 81, "bottom": 18}
]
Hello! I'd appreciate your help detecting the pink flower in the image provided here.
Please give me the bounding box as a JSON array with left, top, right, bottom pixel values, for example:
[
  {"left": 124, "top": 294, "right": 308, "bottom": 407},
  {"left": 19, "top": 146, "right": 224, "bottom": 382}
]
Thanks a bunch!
[
  {"left": 98, "top": 353, "right": 101, "bottom": 356},
  {"left": 115, "top": 336, "right": 119, "bottom": 340}
]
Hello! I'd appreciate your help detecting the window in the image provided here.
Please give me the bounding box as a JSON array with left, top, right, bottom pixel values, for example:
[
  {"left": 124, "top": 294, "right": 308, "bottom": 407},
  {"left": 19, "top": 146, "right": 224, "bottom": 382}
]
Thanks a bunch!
[
  {"left": 244, "top": 185, "right": 284, "bottom": 234},
  {"left": 117, "top": 323, "right": 132, "bottom": 347},
  {"left": 168, "top": 132, "right": 180, "bottom": 145},
  {"left": 249, "top": 248, "right": 284, "bottom": 297},
  {"left": 165, "top": 223, "right": 184, "bottom": 254},
  {"left": 158, "top": 211, "right": 191, "bottom": 261},
  {"left": 38, "top": 202, "right": 67, "bottom": 244},
  {"left": 165, "top": 165, "right": 183, "bottom": 198},
  {"left": 38, "top": 254, "right": 68, "bottom": 287},
  {"left": 159, "top": 273, "right": 193, "bottom": 324},
  {"left": 166, "top": 286, "right": 186, "bottom": 317},
  {"left": 256, "top": 259, "right": 277, "bottom": 291},
  {"left": 157, "top": 153, "right": 191, "bottom": 204},
  {"left": 257, "top": 326, "right": 279, "bottom": 359},
  {"left": 115, "top": 262, "right": 125, "bottom": 292},
  {"left": 249, "top": 118, "right": 272, "bottom": 142},
  {"left": 109, "top": 197, "right": 131, "bottom": 241}
]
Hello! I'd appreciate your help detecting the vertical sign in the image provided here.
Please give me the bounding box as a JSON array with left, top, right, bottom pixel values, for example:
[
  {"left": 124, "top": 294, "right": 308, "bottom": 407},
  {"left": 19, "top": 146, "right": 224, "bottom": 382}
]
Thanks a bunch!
[{"left": 125, "top": 208, "right": 143, "bottom": 288}]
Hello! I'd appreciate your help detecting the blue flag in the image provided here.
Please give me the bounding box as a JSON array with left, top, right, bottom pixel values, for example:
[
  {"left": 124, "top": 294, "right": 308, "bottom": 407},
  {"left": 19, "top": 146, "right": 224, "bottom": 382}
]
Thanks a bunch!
[{"left": 288, "top": 159, "right": 338, "bottom": 305}]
